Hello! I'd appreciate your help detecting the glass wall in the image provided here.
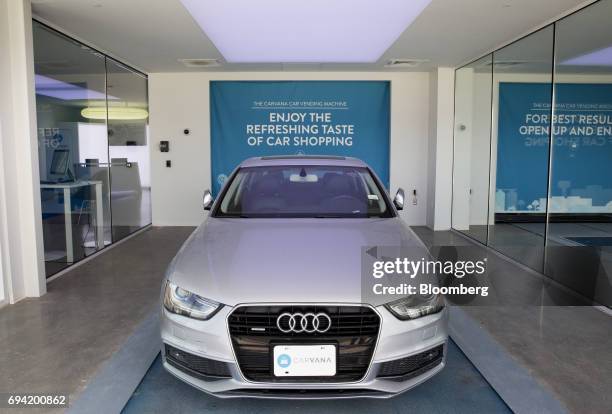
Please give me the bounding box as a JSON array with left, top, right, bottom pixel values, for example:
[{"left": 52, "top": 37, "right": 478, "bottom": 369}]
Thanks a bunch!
[
  {"left": 451, "top": 0, "right": 612, "bottom": 307},
  {"left": 106, "top": 59, "right": 151, "bottom": 242},
  {"left": 488, "top": 26, "right": 554, "bottom": 272},
  {"left": 451, "top": 55, "right": 493, "bottom": 244},
  {"left": 546, "top": 0, "right": 612, "bottom": 305},
  {"left": 33, "top": 21, "right": 151, "bottom": 277}
]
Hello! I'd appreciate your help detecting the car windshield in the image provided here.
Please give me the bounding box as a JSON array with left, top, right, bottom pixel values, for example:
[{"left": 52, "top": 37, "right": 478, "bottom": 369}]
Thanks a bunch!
[{"left": 215, "top": 165, "right": 393, "bottom": 218}]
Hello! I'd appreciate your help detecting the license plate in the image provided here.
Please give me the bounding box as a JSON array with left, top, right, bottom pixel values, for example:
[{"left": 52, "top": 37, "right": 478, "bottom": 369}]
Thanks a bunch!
[{"left": 273, "top": 345, "right": 336, "bottom": 377}]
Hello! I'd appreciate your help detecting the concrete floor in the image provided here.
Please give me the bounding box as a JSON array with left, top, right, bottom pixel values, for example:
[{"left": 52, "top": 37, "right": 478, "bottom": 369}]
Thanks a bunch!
[
  {"left": 0, "top": 226, "right": 194, "bottom": 414},
  {"left": 412, "top": 226, "right": 612, "bottom": 414},
  {"left": 122, "top": 340, "right": 509, "bottom": 414}
]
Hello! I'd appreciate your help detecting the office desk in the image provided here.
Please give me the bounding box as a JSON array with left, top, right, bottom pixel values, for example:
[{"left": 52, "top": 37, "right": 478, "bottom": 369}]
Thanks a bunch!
[{"left": 40, "top": 181, "right": 104, "bottom": 263}]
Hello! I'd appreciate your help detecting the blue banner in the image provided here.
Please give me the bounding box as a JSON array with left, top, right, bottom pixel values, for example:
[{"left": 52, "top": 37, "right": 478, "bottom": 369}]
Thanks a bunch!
[
  {"left": 210, "top": 81, "right": 390, "bottom": 195},
  {"left": 497, "top": 82, "right": 612, "bottom": 213}
]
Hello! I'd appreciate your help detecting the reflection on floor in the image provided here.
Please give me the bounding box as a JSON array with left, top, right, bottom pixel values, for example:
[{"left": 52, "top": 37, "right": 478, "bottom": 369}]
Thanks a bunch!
[
  {"left": 457, "top": 221, "right": 612, "bottom": 249},
  {"left": 453, "top": 221, "right": 612, "bottom": 305},
  {"left": 122, "top": 340, "right": 509, "bottom": 414},
  {"left": 455, "top": 225, "right": 488, "bottom": 245},
  {"left": 412, "top": 226, "right": 612, "bottom": 414}
]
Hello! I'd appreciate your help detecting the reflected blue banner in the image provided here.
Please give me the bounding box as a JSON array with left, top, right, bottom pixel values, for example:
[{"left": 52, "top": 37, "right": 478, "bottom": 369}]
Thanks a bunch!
[{"left": 497, "top": 82, "right": 612, "bottom": 213}]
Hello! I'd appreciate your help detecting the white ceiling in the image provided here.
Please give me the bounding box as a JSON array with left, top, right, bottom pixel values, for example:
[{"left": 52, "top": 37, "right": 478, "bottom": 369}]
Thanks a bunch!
[{"left": 31, "top": 0, "right": 593, "bottom": 73}]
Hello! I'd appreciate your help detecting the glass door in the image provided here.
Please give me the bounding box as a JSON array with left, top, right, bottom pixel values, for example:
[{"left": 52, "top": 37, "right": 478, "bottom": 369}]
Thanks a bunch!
[
  {"left": 106, "top": 59, "right": 152, "bottom": 242},
  {"left": 33, "top": 22, "right": 112, "bottom": 276}
]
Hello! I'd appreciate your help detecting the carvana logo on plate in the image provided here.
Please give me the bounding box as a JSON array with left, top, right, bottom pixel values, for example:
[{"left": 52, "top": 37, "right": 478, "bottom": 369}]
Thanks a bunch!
[{"left": 277, "top": 354, "right": 291, "bottom": 368}]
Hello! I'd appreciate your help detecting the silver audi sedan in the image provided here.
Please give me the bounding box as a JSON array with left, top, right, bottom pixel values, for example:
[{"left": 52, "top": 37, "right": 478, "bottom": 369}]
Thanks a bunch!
[{"left": 160, "top": 155, "right": 448, "bottom": 398}]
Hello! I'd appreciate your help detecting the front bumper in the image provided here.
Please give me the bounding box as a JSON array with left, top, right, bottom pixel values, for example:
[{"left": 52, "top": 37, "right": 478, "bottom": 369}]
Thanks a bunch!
[{"left": 160, "top": 304, "right": 448, "bottom": 399}]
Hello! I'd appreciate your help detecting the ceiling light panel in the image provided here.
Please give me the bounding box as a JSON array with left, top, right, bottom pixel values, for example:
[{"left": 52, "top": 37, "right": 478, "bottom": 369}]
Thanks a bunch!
[
  {"left": 35, "top": 74, "right": 114, "bottom": 101},
  {"left": 180, "top": 0, "right": 432, "bottom": 63},
  {"left": 562, "top": 45, "right": 612, "bottom": 67}
]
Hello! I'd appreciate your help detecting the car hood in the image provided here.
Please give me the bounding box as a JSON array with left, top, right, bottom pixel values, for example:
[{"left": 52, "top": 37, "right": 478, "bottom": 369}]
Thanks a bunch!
[{"left": 167, "top": 217, "right": 427, "bottom": 306}]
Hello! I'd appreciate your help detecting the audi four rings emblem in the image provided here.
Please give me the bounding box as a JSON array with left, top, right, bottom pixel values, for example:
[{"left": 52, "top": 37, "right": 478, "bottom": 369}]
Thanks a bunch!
[{"left": 276, "top": 312, "right": 332, "bottom": 333}]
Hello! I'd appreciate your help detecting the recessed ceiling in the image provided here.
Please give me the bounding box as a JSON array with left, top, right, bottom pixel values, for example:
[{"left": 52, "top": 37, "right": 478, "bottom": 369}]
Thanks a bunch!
[
  {"left": 179, "top": 0, "right": 432, "bottom": 63},
  {"left": 31, "top": 0, "right": 592, "bottom": 73}
]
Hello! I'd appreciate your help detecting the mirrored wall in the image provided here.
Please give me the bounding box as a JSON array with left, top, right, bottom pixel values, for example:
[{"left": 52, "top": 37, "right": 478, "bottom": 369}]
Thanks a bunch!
[
  {"left": 33, "top": 21, "right": 151, "bottom": 277},
  {"left": 487, "top": 25, "right": 555, "bottom": 272},
  {"left": 452, "top": 54, "right": 493, "bottom": 244},
  {"left": 452, "top": 0, "right": 612, "bottom": 307}
]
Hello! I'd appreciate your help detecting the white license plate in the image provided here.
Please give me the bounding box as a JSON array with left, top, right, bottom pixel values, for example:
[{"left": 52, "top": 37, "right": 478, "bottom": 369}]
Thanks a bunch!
[{"left": 273, "top": 345, "right": 336, "bottom": 377}]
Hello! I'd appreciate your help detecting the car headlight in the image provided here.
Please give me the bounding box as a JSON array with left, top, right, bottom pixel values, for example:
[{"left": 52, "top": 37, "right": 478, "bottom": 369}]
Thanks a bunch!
[
  {"left": 385, "top": 293, "right": 444, "bottom": 320},
  {"left": 163, "top": 281, "right": 222, "bottom": 320}
]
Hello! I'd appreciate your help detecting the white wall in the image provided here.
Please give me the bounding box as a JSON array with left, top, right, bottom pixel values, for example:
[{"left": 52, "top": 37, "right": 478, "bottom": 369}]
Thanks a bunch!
[
  {"left": 426, "top": 68, "right": 455, "bottom": 231},
  {"left": 0, "top": 0, "right": 46, "bottom": 301},
  {"left": 469, "top": 72, "right": 494, "bottom": 226},
  {"left": 0, "top": 249, "right": 5, "bottom": 306},
  {"left": 426, "top": 72, "right": 438, "bottom": 229},
  {"left": 451, "top": 68, "right": 494, "bottom": 231},
  {"left": 0, "top": 122, "right": 8, "bottom": 306},
  {"left": 451, "top": 68, "right": 474, "bottom": 231},
  {"left": 149, "top": 72, "right": 431, "bottom": 227}
]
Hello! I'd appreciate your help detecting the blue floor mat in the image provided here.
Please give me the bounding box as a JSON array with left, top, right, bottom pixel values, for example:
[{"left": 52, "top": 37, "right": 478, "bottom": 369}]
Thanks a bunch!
[{"left": 122, "top": 340, "right": 510, "bottom": 414}]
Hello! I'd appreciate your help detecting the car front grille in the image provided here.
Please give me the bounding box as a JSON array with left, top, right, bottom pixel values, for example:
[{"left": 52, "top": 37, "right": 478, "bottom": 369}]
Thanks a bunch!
[
  {"left": 228, "top": 305, "right": 380, "bottom": 383},
  {"left": 376, "top": 344, "right": 444, "bottom": 380}
]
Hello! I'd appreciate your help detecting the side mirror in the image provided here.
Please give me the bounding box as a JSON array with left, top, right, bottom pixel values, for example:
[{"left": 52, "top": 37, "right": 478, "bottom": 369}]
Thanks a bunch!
[
  {"left": 393, "top": 188, "right": 405, "bottom": 210},
  {"left": 203, "top": 190, "right": 214, "bottom": 211}
]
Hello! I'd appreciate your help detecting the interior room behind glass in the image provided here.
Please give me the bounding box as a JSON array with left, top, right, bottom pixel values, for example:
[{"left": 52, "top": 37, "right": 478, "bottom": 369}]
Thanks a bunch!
[{"left": 33, "top": 22, "right": 151, "bottom": 277}]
